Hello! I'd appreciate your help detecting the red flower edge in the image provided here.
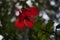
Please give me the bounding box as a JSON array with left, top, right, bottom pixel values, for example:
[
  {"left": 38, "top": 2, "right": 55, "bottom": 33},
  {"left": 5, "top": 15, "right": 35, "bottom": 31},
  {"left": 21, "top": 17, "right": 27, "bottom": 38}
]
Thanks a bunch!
[{"left": 15, "top": 7, "right": 39, "bottom": 29}]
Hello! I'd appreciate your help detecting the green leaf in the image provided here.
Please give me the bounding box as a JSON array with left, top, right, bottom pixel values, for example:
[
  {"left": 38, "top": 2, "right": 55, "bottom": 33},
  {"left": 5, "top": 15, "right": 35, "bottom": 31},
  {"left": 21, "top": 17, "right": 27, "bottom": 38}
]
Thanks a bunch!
[
  {"left": 46, "top": 20, "right": 54, "bottom": 29},
  {"left": 46, "top": 20, "right": 54, "bottom": 33}
]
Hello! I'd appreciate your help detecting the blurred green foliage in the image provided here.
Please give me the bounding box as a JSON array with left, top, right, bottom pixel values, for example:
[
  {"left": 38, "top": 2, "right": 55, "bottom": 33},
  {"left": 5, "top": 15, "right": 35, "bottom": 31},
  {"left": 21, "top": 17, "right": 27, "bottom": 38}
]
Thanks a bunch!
[{"left": 0, "top": 0, "right": 54, "bottom": 40}]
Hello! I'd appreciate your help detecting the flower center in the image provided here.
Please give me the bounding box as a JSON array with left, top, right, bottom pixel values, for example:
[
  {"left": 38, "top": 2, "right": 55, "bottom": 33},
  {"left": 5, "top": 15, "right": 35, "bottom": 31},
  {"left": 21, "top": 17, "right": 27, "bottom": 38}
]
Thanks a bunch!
[{"left": 24, "top": 17, "right": 29, "bottom": 20}]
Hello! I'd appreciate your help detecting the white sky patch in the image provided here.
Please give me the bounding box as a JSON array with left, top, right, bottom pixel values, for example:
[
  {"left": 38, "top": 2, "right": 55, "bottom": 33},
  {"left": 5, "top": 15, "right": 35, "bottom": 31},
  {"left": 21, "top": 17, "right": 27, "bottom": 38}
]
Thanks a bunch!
[
  {"left": 59, "top": 7, "right": 60, "bottom": 11},
  {"left": 59, "top": 18, "right": 60, "bottom": 21},
  {"left": 50, "top": 35, "right": 55, "bottom": 38},
  {"left": 39, "top": 10, "right": 50, "bottom": 20},
  {"left": 35, "top": 3, "right": 38, "bottom": 6},
  {"left": 0, "top": 1, "right": 2, "bottom": 4},
  {"left": 56, "top": 13, "right": 60, "bottom": 18},
  {"left": 15, "top": 11, "right": 20, "bottom": 16},
  {"left": 42, "top": 11, "right": 50, "bottom": 20},
  {"left": 15, "top": 3, "right": 19, "bottom": 7},
  {"left": 50, "top": 1, "right": 56, "bottom": 6},
  {"left": 39, "top": 10, "right": 50, "bottom": 23},
  {"left": 11, "top": 17, "right": 16, "bottom": 22},
  {"left": 8, "top": 11, "right": 11, "bottom": 15},
  {"left": 53, "top": 21, "right": 59, "bottom": 31},
  {"left": 57, "top": 28, "right": 60, "bottom": 31},
  {"left": 15, "top": 3, "right": 22, "bottom": 9},
  {"left": 17, "top": 6, "right": 22, "bottom": 9},
  {"left": 0, "top": 35, "right": 3, "bottom": 40},
  {"left": 26, "top": 0, "right": 32, "bottom": 7}
]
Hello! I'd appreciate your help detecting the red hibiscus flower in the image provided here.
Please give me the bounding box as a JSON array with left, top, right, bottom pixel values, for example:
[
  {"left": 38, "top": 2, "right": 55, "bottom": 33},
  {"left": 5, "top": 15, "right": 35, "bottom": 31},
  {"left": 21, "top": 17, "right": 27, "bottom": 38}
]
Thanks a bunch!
[{"left": 15, "top": 7, "right": 39, "bottom": 29}]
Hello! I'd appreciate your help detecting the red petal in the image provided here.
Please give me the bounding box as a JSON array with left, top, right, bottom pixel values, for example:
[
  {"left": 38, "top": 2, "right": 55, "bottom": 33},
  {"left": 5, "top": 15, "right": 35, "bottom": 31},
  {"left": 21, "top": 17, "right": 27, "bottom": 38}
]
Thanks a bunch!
[
  {"left": 24, "top": 20, "right": 33, "bottom": 28},
  {"left": 22, "top": 9, "right": 32, "bottom": 16},
  {"left": 29, "top": 17, "right": 35, "bottom": 23},
  {"left": 22, "top": 10, "right": 29, "bottom": 16},
  {"left": 15, "top": 19, "right": 24, "bottom": 29},
  {"left": 28, "top": 7, "right": 39, "bottom": 16},
  {"left": 22, "top": 7, "right": 39, "bottom": 17},
  {"left": 18, "top": 14, "right": 24, "bottom": 22}
]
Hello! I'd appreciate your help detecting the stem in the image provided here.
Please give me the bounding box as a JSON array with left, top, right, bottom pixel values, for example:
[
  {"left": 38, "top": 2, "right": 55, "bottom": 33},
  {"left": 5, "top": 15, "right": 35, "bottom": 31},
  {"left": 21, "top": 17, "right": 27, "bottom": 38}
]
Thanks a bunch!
[{"left": 23, "top": 28, "right": 29, "bottom": 40}]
